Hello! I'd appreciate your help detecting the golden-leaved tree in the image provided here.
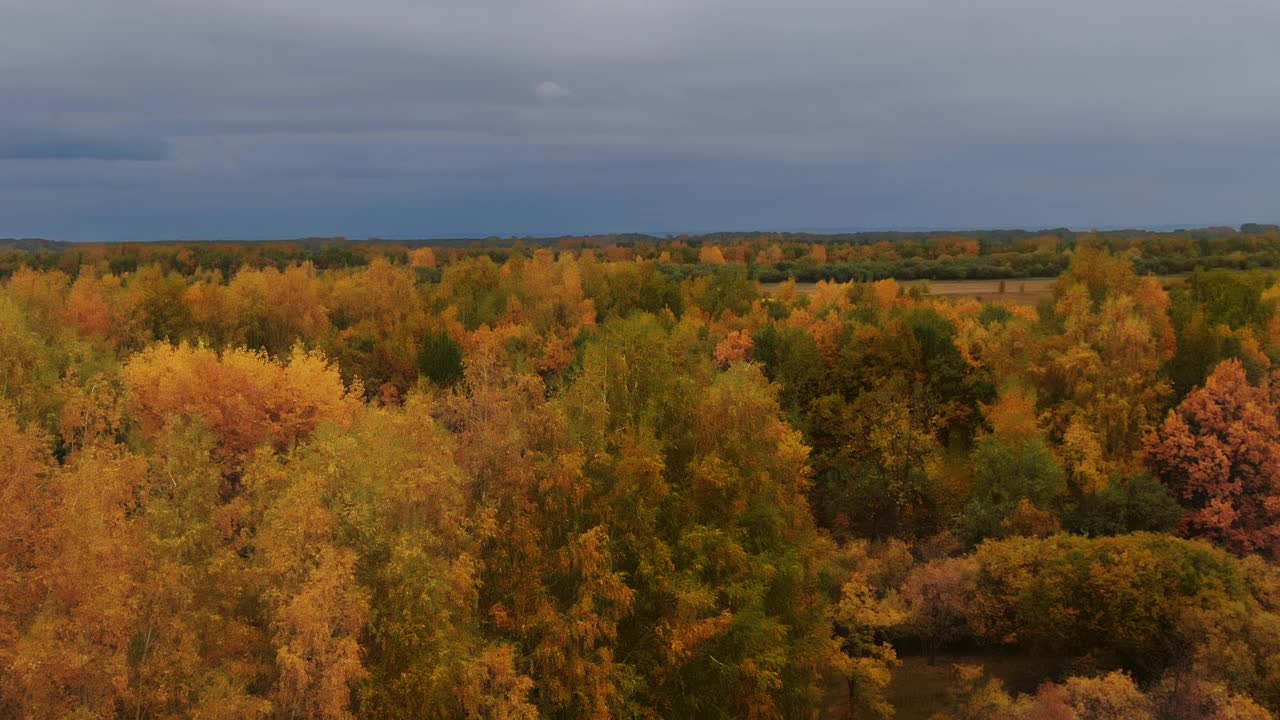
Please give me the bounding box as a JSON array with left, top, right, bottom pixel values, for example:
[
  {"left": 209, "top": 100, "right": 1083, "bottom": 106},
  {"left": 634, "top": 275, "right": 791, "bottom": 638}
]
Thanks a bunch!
[{"left": 122, "top": 342, "right": 360, "bottom": 472}]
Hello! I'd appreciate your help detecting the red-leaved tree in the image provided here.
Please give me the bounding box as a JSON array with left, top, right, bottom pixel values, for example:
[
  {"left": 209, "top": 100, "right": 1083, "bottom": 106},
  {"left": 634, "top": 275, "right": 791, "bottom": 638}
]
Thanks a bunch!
[{"left": 1146, "top": 359, "right": 1280, "bottom": 559}]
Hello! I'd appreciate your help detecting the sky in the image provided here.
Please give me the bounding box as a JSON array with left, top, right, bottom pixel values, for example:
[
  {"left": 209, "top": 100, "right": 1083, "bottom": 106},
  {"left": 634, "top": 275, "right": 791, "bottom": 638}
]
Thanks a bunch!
[{"left": 2, "top": 0, "right": 1279, "bottom": 241}]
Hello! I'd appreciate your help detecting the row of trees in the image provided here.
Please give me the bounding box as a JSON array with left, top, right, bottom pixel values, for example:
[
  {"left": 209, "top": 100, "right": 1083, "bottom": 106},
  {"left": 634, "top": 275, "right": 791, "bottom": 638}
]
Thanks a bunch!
[
  {"left": 7, "top": 225, "right": 1280, "bottom": 283},
  {"left": 4, "top": 241, "right": 1280, "bottom": 717}
]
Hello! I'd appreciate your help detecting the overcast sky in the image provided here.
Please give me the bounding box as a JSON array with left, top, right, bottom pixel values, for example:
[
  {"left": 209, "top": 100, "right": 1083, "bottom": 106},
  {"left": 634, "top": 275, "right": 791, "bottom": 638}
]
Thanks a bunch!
[{"left": 2, "top": 0, "right": 1279, "bottom": 240}]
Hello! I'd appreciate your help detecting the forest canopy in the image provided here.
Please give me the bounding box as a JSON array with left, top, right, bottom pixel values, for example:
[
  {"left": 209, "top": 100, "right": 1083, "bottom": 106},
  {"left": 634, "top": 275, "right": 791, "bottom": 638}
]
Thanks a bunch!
[{"left": 4, "top": 236, "right": 1280, "bottom": 718}]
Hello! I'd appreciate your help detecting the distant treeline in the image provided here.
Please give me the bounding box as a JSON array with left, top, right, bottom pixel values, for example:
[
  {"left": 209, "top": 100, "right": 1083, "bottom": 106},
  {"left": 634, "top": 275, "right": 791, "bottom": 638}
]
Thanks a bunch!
[{"left": 4, "top": 225, "right": 1280, "bottom": 282}]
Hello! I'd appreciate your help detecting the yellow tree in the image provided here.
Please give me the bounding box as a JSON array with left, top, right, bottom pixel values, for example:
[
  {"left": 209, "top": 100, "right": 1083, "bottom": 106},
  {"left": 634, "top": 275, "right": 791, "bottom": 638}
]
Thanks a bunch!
[
  {"left": 699, "top": 245, "right": 727, "bottom": 265},
  {"left": 123, "top": 342, "right": 360, "bottom": 471},
  {"left": 1038, "top": 256, "right": 1174, "bottom": 482},
  {"left": 225, "top": 263, "right": 331, "bottom": 355},
  {"left": 247, "top": 449, "right": 369, "bottom": 720},
  {"left": 0, "top": 406, "right": 54, "bottom": 714},
  {"left": 299, "top": 395, "right": 536, "bottom": 718},
  {"left": 446, "top": 328, "right": 636, "bottom": 717},
  {"left": 124, "top": 421, "right": 273, "bottom": 719},
  {"left": 4, "top": 445, "right": 147, "bottom": 717},
  {"left": 664, "top": 364, "right": 842, "bottom": 718}
]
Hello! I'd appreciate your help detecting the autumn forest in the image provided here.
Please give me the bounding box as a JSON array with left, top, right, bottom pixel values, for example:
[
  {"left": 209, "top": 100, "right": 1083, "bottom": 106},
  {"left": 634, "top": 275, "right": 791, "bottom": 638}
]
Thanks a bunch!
[{"left": 6, "top": 230, "right": 1280, "bottom": 719}]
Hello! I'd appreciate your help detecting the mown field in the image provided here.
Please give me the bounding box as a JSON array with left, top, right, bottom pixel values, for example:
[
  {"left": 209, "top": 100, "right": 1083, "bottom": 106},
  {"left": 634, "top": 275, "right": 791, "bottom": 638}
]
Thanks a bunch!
[
  {"left": 915, "top": 278, "right": 1057, "bottom": 304},
  {"left": 761, "top": 278, "right": 1056, "bottom": 304},
  {"left": 762, "top": 275, "right": 1189, "bottom": 305}
]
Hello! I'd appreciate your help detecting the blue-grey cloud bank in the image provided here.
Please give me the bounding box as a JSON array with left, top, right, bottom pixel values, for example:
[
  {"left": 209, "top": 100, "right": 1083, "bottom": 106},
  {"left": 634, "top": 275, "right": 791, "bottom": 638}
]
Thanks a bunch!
[{"left": 3, "top": 0, "right": 1279, "bottom": 240}]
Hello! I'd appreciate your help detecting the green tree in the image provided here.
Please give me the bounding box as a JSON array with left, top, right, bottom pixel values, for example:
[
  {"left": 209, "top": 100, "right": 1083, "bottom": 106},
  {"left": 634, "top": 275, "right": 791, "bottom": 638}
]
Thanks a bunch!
[
  {"left": 958, "top": 433, "right": 1066, "bottom": 544},
  {"left": 417, "top": 329, "right": 465, "bottom": 387}
]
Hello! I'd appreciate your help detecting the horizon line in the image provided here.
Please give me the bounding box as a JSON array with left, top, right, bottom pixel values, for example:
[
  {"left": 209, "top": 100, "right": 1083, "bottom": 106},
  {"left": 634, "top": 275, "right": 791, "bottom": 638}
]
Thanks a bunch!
[{"left": 5, "top": 222, "right": 1275, "bottom": 244}]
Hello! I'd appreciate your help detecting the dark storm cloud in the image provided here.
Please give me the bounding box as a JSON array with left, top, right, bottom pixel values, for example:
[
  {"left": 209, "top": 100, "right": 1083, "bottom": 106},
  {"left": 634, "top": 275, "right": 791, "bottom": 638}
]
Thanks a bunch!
[
  {"left": 1, "top": 0, "right": 1279, "bottom": 239},
  {"left": 0, "top": 130, "right": 169, "bottom": 161}
]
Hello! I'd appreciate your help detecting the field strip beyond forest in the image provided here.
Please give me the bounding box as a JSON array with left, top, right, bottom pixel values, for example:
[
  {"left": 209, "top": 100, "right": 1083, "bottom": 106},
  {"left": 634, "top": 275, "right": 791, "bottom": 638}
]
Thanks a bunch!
[{"left": 761, "top": 275, "right": 1189, "bottom": 305}]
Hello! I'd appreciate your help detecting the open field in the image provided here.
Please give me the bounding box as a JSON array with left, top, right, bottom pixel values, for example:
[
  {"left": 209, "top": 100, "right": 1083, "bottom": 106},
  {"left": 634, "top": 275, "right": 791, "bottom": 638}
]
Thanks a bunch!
[
  {"left": 762, "top": 275, "right": 1190, "bottom": 305},
  {"left": 760, "top": 278, "right": 1058, "bottom": 305},
  {"left": 914, "top": 277, "right": 1056, "bottom": 305}
]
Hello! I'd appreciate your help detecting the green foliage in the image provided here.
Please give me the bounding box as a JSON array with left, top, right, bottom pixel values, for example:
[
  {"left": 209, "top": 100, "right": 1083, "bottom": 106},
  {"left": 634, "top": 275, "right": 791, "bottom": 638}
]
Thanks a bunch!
[
  {"left": 958, "top": 434, "right": 1066, "bottom": 544},
  {"left": 588, "top": 260, "right": 683, "bottom": 318},
  {"left": 751, "top": 324, "right": 825, "bottom": 424},
  {"left": 1062, "top": 475, "right": 1182, "bottom": 537},
  {"left": 963, "top": 533, "right": 1269, "bottom": 679},
  {"left": 1167, "top": 308, "right": 1237, "bottom": 397},
  {"left": 1183, "top": 269, "right": 1273, "bottom": 329},
  {"left": 435, "top": 256, "right": 511, "bottom": 328},
  {"left": 417, "top": 330, "right": 464, "bottom": 387},
  {"left": 681, "top": 265, "right": 758, "bottom": 318},
  {"left": 811, "top": 388, "right": 947, "bottom": 539},
  {"left": 977, "top": 303, "right": 1012, "bottom": 325},
  {"left": 131, "top": 263, "right": 194, "bottom": 342},
  {"left": 904, "top": 306, "right": 995, "bottom": 442}
]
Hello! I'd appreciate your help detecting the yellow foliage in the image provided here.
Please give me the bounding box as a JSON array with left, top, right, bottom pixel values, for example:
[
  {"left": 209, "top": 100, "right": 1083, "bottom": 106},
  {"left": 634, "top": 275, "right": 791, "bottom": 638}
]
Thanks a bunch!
[
  {"left": 123, "top": 342, "right": 360, "bottom": 464},
  {"left": 871, "top": 278, "right": 899, "bottom": 310},
  {"left": 409, "top": 246, "right": 437, "bottom": 268},
  {"left": 699, "top": 245, "right": 727, "bottom": 264}
]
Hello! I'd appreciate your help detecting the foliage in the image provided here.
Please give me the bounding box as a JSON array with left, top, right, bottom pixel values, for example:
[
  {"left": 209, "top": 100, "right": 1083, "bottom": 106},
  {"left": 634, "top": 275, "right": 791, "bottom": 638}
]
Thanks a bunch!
[
  {"left": 1147, "top": 359, "right": 1280, "bottom": 559},
  {"left": 4, "top": 241, "right": 1280, "bottom": 716},
  {"left": 957, "top": 433, "right": 1066, "bottom": 544}
]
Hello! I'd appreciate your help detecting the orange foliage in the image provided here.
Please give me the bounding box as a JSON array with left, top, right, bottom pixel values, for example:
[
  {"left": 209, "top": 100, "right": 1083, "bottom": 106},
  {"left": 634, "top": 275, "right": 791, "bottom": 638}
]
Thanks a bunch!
[
  {"left": 1147, "top": 359, "right": 1280, "bottom": 558},
  {"left": 698, "top": 245, "right": 727, "bottom": 264},
  {"left": 409, "top": 246, "right": 437, "bottom": 268},
  {"left": 123, "top": 343, "right": 360, "bottom": 465},
  {"left": 982, "top": 386, "right": 1040, "bottom": 437},
  {"left": 3, "top": 444, "right": 147, "bottom": 716},
  {"left": 870, "top": 278, "right": 899, "bottom": 310},
  {"left": 714, "top": 330, "right": 753, "bottom": 368},
  {"left": 935, "top": 236, "right": 980, "bottom": 258}
]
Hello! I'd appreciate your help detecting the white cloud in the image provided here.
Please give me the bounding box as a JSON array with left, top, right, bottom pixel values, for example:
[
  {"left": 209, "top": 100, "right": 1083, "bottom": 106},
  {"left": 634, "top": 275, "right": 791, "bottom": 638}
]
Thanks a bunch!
[{"left": 534, "top": 80, "right": 571, "bottom": 100}]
